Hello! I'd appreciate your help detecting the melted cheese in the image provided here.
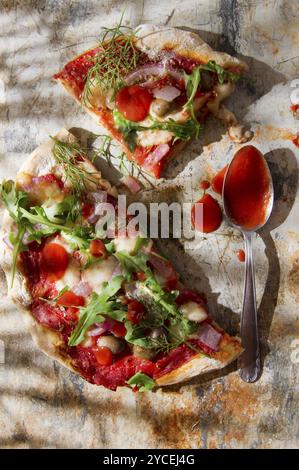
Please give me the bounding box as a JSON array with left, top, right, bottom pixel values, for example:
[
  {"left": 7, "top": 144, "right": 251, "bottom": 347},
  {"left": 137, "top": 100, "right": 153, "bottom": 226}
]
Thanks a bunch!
[
  {"left": 179, "top": 301, "right": 208, "bottom": 323},
  {"left": 55, "top": 259, "right": 81, "bottom": 291},
  {"left": 81, "top": 256, "right": 117, "bottom": 292},
  {"left": 114, "top": 237, "right": 138, "bottom": 254},
  {"left": 137, "top": 129, "right": 173, "bottom": 147}
]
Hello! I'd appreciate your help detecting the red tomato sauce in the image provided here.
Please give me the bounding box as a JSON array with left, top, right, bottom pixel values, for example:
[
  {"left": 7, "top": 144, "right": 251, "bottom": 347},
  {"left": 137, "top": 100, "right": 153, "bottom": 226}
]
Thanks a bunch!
[
  {"left": 292, "top": 134, "right": 299, "bottom": 148},
  {"left": 211, "top": 165, "right": 228, "bottom": 195},
  {"left": 199, "top": 180, "right": 210, "bottom": 190},
  {"left": 236, "top": 249, "right": 245, "bottom": 262},
  {"left": 191, "top": 193, "right": 222, "bottom": 233},
  {"left": 290, "top": 104, "right": 299, "bottom": 113},
  {"left": 54, "top": 47, "right": 102, "bottom": 96},
  {"left": 223, "top": 145, "right": 271, "bottom": 230}
]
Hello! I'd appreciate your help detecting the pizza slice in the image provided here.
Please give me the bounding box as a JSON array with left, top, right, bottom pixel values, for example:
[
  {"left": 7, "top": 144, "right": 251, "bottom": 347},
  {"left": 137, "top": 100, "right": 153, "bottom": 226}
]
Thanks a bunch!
[
  {"left": 0, "top": 130, "right": 242, "bottom": 391},
  {"left": 54, "top": 22, "right": 249, "bottom": 179}
]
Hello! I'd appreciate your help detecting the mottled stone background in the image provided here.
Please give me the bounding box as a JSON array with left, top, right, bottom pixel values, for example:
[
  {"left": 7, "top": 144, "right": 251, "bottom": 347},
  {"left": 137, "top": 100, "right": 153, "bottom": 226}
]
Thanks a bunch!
[{"left": 0, "top": 0, "right": 298, "bottom": 449}]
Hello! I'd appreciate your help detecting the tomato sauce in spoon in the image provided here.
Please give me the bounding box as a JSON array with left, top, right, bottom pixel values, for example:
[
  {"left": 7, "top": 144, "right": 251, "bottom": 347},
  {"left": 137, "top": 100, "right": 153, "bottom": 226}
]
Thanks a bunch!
[{"left": 223, "top": 145, "right": 271, "bottom": 231}]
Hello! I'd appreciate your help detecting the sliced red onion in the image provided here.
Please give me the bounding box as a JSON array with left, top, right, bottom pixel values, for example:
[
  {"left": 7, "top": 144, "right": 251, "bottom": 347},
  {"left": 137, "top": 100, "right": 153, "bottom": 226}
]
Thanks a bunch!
[
  {"left": 143, "top": 144, "right": 170, "bottom": 170},
  {"left": 88, "top": 191, "right": 107, "bottom": 203},
  {"left": 111, "top": 263, "right": 123, "bottom": 278},
  {"left": 120, "top": 175, "right": 141, "bottom": 194},
  {"left": 125, "top": 64, "right": 183, "bottom": 85},
  {"left": 88, "top": 318, "right": 115, "bottom": 337},
  {"left": 148, "top": 252, "right": 176, "bottom": 282},
  {"left": 152, "top": 86, "right": 181, "bottom": 102},
  {"left": 3, "top": 236, "right": 13, "bottom": 250},
  {"left": 73, "top": 281, "right": 93, "bottom": 297},
  {"left": 197, "top": 323, "right": 222, "bottom": 352}
]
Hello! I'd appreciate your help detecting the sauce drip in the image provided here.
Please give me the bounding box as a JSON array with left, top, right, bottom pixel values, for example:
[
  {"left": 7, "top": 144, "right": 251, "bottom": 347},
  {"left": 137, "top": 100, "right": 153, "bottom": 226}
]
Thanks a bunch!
[
  {"left": 199, "top": 180, "right": 210, "bottom": 190},
  {"left": 223, "top": 145, "right": 270, "bottom": 230},
  {"left": 292, "top": 134, "right": 299, "bottom": 148},
  {"left": 236, "top": 249, "right": 245, "bottom": 262},
  {"left": 192, "top": 193, "right": 222, "bottom": 233},
  {"left": 211, "top": 165, "right": 228, "bottom": 194}
]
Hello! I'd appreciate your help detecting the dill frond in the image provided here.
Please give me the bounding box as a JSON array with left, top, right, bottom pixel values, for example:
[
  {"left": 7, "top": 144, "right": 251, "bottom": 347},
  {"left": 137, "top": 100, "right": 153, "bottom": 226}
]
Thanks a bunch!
[
  {"left": 82, "top": 12, "right": 140, "bottom": 106},
  {"left": 51, "top": 137, "right": 98, "bottom": 196}
]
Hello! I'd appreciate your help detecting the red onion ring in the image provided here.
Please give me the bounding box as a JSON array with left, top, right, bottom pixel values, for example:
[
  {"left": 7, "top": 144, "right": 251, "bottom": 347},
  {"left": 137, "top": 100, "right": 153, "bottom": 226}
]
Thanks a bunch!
[{"left": 125, "top": 63, "right": 183, "bottom": 85}]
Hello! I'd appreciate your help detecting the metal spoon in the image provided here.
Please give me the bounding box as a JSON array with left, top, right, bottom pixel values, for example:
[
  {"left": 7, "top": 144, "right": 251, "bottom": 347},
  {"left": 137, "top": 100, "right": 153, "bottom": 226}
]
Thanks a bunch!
[{"left": 222, "top": 152, "right": 274, "bottom": 383}]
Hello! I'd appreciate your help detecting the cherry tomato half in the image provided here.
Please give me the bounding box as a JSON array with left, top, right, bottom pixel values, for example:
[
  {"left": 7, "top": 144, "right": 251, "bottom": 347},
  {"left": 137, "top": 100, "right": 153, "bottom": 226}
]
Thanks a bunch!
[
  {"left": 90, "top": 239, "right": 107, "bottom": 258},
  {"left": 57, "top": 291, "right": 85, "bottom": 307},
  {"left": 115, "top": 85, "right": 152, "bottom": 122},
  {"left": 41, "top": 243, "right": 69, "bottom": 281},
  {"left": 94, "top": 346, "right": 113, "bottom": 366}
]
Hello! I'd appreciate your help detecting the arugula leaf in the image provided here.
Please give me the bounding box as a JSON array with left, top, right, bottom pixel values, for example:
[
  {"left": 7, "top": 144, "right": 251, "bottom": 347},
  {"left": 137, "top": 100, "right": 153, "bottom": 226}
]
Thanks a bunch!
[
  {"left": 114, "top": 250, "right": 149, "bottom": 281},
  {"left": 0, "top": 180, "right": 28, "bottom": 221},
  {"left": 43, "top": 195, "right": 80, "bottom": 224},
  {"left": 113, "top": 109, "right": 201, "bottom": 151},
  {"left": 19, "top": 206, "right": 72, "bottom": 232},
  {"left": 68, "top": 275, "right": 124, "bottom": 346},
  {"left": 183, "top": 67, "right": 201, "bottom": 119},
  {"left": 124, "top": 321, "right": 153, "bottom": 349},
  {"left": 199, "top": 60, "right": 240, "bottom": 84},
  {"left": 127, "top": 372, "right": 155, "bottom": 392}
]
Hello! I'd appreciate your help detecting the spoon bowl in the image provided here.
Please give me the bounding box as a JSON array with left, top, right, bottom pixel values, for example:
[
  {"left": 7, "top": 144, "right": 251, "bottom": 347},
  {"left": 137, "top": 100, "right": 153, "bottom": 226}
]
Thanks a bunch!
[{"left": 222, "top": 145, "right": 274, "bottom": 383}]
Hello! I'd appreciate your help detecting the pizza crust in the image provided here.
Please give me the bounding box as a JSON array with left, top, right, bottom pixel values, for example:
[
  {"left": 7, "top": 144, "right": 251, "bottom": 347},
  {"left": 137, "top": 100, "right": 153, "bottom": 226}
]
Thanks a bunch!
[
  {"left": 135, "top": 24, "right": 248, "bottom": 71},
  {"left": 0, "top": 130, "right": 243, "bottom": 389}
]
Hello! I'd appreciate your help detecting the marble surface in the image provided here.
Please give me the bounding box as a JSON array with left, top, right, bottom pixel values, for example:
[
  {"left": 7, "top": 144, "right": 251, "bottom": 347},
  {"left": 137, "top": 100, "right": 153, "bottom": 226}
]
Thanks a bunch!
[{"left": 0, "top": 0, "right": 298, "bottom": 449}]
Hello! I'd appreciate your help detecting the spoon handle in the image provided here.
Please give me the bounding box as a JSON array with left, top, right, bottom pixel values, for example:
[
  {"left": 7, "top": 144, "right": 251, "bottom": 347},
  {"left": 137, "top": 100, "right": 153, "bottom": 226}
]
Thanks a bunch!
[{"left": 239, "top": 231, "right": 260, "bottom": 382}]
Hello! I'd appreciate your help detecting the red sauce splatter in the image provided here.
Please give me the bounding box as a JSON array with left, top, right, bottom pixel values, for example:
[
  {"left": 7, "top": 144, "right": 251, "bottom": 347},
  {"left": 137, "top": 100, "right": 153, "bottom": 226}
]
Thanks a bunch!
[
  {"left": 199, "top": 180, "right": 210, "bottom": 190},
  {"left": 223, "top": 145, "right": 271, "bottom": 231},
  {"left": 191, "top": 193, "right": 222, "bottom": 233},
  {"left": 290, "top": 104, "right": 299, "bottom": 113},
  {"left": 211, "top": 165, "right": 228, "bottom": 195},
  {"left": 236, "top": 249, "right": 245, "bottom": 262},
  {"left": 292, "top": 134, "right": 299, "bottom": 148}
]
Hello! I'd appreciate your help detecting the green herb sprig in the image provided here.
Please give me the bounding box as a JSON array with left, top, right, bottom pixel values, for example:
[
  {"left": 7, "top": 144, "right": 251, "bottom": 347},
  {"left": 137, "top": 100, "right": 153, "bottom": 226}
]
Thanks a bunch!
[{"left": 82, "top": 12, "right": 140, "bottom": 106}]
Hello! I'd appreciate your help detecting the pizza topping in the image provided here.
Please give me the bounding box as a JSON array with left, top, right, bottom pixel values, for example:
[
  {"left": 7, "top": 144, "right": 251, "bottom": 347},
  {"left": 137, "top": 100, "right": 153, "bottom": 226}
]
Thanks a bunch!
[
  {"left": 126, "top": 371, "right": 155, "bottom": 392},
  {"left": 126, "top": 299, "right": 145, "bottom": 325},
  {"left": 152, "top": 86, "right": 181, "bottom": 102},
  {"left": 179, "top": 301, "right": 208, "bottom": 323},
  {"left": 115, "top": 85, "right": 152, "bottom": 122},
  {"left": 125, "top": 63, "right": 184, "bottom": 86},
  {"left": 197, "top": 322, "right": 222, "bottom": 352},
  {"left": 41, "top": 242, "right": 69, "bottom": 281},
  {"left": 73, "top": 281, "right": 93, "bottom": 297},
  {"left": 97, "top": 335, "right": 124, "bottom": 354},
  {"left": 150, "top": 99, "right": 172, "bottom": 118},
  {"left": 94, "top": 346, "right": 113, "bottom": 366},
  {"left": 89, "top": 239, "right": 107, "bottom": 258},
  {"left": 57, "top": 290, "right": 85, "bottom": 308}
]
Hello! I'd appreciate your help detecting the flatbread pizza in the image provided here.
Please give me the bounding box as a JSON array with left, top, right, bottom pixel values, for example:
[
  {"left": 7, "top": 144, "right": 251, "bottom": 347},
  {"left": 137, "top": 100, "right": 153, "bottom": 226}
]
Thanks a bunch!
[
  {"left": 0, "top": 130, "right": 242, "bottom": 391},
  {"left": 54, "top": 22, "right": 250, "bottom": 179}
]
